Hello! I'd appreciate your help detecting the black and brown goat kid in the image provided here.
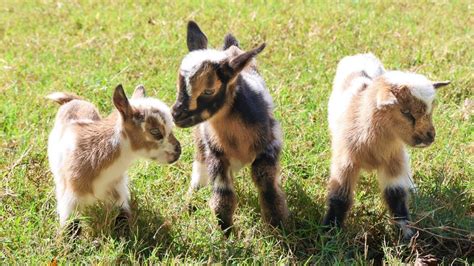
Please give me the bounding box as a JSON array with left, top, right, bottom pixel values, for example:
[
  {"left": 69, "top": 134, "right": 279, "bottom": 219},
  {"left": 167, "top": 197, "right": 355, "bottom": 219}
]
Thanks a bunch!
[{"left": 172, "top": 21, "right": 289, "bottom": 235}]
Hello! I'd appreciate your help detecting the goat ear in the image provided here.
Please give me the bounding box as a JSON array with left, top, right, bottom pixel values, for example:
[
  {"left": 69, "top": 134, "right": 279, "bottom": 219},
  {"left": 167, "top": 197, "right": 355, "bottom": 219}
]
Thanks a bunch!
[
  {"left": 376, "top": 87, "right": 399, "bottom": 109},
  {"left": 433, "top": 80, "right": 450, "bottom": 89},
  {"left": 132, "top": 84, "right": 146, "bottom": 99},
  {"left": 113, "top": 84, "right": 132, "bottom": 119},
  {"left": 223, "top": 33, "right": 239, "bottom": 50},
  {"left": 187, "top": 21, "right": 208, "bottom": 51},
  {"left": 218, "top": 43, "right": 266, "bottom": 81}
]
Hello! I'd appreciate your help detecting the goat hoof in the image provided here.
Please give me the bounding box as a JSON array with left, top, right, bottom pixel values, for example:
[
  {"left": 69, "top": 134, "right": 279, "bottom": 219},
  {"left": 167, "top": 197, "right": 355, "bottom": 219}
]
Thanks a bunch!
[
  {"left": 187, "top": 203, "right": 198, "bottom": 214},
  {"left": 395, "top": 219, "right": 415, "bottom": 241},
  {"left": 114, "top": 213, "right": 130, "bottom": 237},
  {"left": 65, "top": 219, "right": 81, "bottom": 239}
]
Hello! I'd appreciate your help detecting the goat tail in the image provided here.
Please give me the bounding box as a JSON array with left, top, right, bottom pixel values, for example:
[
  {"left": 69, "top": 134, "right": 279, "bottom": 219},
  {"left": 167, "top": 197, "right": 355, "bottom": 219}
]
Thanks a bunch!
[{"left": 46, "top": 92, "right": 82, "bottom": 105}]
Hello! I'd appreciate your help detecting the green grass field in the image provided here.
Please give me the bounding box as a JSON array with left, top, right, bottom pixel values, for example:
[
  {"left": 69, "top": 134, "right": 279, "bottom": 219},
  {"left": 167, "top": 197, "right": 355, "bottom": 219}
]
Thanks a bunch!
[{"left": 1, "top": 0, "right": 472, "bottom": 264}]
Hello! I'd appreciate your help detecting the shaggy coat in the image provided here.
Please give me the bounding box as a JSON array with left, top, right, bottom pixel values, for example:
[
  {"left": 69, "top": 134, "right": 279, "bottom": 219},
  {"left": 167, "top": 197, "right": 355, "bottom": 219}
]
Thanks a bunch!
[
  {"left": 324, "top": 53, "right": 450, "bottom": 238},
  {"left": 172, "top": 21, "right": 288, "bottom": 234},
  {"left": 47, "top": 85, "right": 181, "bottom": 234}
]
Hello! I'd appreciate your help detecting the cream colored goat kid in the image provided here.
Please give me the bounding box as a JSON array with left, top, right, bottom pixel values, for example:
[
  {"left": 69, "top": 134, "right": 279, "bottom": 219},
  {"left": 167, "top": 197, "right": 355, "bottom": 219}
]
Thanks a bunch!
[
  {"left": 323, "top": 53, "right": 450, "bottom": 239},
  {"left": 47, "top": 85, "right": 181, "bottom": 234}
]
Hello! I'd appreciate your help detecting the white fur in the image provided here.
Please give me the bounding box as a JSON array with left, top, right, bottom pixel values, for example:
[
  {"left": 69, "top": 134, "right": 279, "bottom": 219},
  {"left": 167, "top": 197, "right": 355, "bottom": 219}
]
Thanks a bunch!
[
  {"left": 328, "top": 53, "right": 385, "bottom": 135},
  {"left": 383, "top": 71, "right": 436, "bottom": 112},
  {"left": 49, "top": 94, "right": 178, "bottom": 228},
  {"left": 49, "top": 122, "right": 135, "bottom": 226},
  {"left": 129, "top": 97, "right": 173, "bottom": 134},
  {"left": 214, "top": 170, "right": 234, "bottom": 190},
  {"left": 90, "top": 139, "right": 135, "bottom": 201},
  {"left": 190, "top": 161, "right": 210, "bottom": 189},
  {"left": 332, "top": 53, "right": 385, "bottom": 92}
]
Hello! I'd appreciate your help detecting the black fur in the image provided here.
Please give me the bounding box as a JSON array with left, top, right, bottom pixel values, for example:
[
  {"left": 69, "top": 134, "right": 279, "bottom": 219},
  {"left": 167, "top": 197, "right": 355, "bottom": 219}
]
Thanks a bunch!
[
  {"left": 223, "top": 33, "right": 239, "bottom": 49},
  {"left": 187, "top": 21, "right": 208, "bottom": 51},
  {"left": 252, "top": 142, "right": 280, "bottom": 186},
  {"left": 231, "top": 76, "right": 270, "bottom": 125},
  {"left": 383, "top": 186, "right": 409, "bottom": 221},
  {"left": 251, "top": 140, "right": 287, "bottom": 226},
  {"left": 207, "top": 146, "right": 227, "bottom": 182},
  {"left": 172, "top": 75, "right": 190, "bottom": 121},
  {"left": 322, "top": 195, "right": 351, "bottom": 228},
  {"left": 66, "top": 219, "right": 81, "bottom": 238}
]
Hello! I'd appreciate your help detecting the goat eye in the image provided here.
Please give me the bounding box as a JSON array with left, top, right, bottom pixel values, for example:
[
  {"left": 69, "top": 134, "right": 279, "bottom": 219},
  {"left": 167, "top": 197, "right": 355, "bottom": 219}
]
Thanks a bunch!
[
  {"left": 202, "top": 89, "right": 214, "bottom": 96},
  {"left": 150, "top": 128, "right": 163, "bottom": 139},
  {"left": 401, "top": 109, "right": 415, "bottom": 123}
]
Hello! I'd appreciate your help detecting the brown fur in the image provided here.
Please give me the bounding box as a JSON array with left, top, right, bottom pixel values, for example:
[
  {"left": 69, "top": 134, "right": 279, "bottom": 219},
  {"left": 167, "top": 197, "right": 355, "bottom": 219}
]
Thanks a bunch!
[
  {"left": 207, "top": 108, "right": 260, "bottom": 165},
  {"left": 48, "top": 85, "right": 181, "bottom": 230},
  {"left": 66, "top": 113, "right": 122, "bottom": 195},
  {"left": 188, "top": 67, "right": 224, "bottom": 111},
  {"left": 324, "top": 76, "right": 437, "bottom": 236}
]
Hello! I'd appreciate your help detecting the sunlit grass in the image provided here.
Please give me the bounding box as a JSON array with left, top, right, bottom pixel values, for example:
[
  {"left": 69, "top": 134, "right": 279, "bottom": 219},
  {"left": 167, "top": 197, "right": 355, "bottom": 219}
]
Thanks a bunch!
[{"left": 0, "top": 0, "right": 472, "bottom": 264}]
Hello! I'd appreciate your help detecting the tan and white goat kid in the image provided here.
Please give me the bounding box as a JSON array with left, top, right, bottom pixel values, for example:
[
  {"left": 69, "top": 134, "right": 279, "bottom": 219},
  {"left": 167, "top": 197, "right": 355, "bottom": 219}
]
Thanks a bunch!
[
  {"left": 324, "top": 53, "right": 450, "bottom": 238},
  {"left": 171, "top": 21, "right": 288, "bottom": 235},
  {"left": 47, "top": 84, "right": 181, "bottom": 234}
]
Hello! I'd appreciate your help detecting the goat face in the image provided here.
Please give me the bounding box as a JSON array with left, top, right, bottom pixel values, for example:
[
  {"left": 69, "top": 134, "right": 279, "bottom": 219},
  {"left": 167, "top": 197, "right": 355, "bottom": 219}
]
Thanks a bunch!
[
  {"left": 114, "top": 85, "right": 181, "bottom": 163},
  {"left": 172, "top": 21, "right": 265, "bottom": 128},
  {"left": 375, "top": 72, "right": 450, "bottom": 148}
]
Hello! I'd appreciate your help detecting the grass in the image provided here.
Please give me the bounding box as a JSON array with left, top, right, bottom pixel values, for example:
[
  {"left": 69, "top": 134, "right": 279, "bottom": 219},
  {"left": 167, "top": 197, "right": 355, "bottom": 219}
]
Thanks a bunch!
[{"left": 0, "top": 0, "right": 472, "bottom": 264}]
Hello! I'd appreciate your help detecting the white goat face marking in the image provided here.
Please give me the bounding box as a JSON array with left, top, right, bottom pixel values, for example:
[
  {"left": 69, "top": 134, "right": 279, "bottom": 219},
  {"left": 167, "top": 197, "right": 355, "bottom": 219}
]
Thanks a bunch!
[
  {"left": 129, "top": 98, "right": 173, "bottom": 132},
  {"left": 383, "top": 71, "right": 437, "bottom": 113}
]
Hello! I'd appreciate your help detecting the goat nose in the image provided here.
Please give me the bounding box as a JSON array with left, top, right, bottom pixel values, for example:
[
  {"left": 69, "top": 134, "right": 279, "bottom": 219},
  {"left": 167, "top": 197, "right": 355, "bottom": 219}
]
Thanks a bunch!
[
  {"left": 176, "top": 142, "right": 181, "bottom": 154},
  {"left": 426, "top": 130, "right": 435, "bottom": 143},
  {"left": 168, "top": 144, "right": 181, "bottom": 164},
  {"left": 172, "top": 104, "right": 188, "bottom": 120},
  {"left": 414, "top": 136, "right": 423, "bottom": 145},
  {"left": 172, "top": 108, "right": 182, "bottom": 119}
]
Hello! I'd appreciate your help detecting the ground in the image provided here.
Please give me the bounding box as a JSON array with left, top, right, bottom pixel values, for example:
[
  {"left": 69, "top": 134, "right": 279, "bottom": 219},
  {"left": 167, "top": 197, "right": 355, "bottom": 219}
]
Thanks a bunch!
[{"left": 0, "top": 0, "right": 472, "bottom": 264}]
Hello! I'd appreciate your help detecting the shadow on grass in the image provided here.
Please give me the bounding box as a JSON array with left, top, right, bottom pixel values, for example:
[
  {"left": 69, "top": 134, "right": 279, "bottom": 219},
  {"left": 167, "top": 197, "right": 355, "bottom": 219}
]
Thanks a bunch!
[
  {"left": 114, "top": 198, "right": 174, "bottom": 263},
  {"left": 237, "top": 180, "right": 340, "bottom": 263},
  {"left": 237, "top": 172, "right": 472, "bottom": 264},
  {"left": 408, "top": 177, "right": 473, "bottom": 263},
  {"left": 56, "top": 198, "right": 175, "bottom": 263},
  {"left": 64, "top": 170, "right": 469, "bottom": 264}
]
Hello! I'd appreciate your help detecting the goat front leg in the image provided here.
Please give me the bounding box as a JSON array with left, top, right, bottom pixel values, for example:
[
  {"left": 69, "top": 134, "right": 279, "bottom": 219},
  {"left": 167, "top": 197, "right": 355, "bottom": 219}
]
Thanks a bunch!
[
  {"left": 323, "top": 159, "right": 360, "bottom": 228},
  {"left": 207, "top": 150, "right": 236, "bottom": 236},
  {"left": 251, "top": 142, "right": 288, "bottom": 227},
  {"left": 379, "top": 151, "right": 415, "bottom": 240},
  {"left": 113, "top": 175, "right": 131, "bottom": 232},
  {"left": 188, "top": 130, "right": 210, "bottom": 198}
]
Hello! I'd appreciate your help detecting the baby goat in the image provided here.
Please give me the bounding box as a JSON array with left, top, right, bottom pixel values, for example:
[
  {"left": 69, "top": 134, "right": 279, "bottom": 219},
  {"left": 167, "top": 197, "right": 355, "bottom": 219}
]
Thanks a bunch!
[
  {"left": 47, "top": 84, "right": 181, "bottom": 234},
  {"left": 324, "top": 53, "right": 450, "bottom": 238},
  {"left": 171, "top": 21, "right": 288, "bottom": 234}
]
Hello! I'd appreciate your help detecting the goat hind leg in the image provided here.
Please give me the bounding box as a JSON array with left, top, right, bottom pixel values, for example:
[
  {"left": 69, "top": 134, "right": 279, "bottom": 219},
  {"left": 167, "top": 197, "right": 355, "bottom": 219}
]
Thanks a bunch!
[
  {"left": 323, "top": 161, "right": 360, "bottom": 228},
  {"left": 57, "top": 191, "right": 81, "bottom": 237}
]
